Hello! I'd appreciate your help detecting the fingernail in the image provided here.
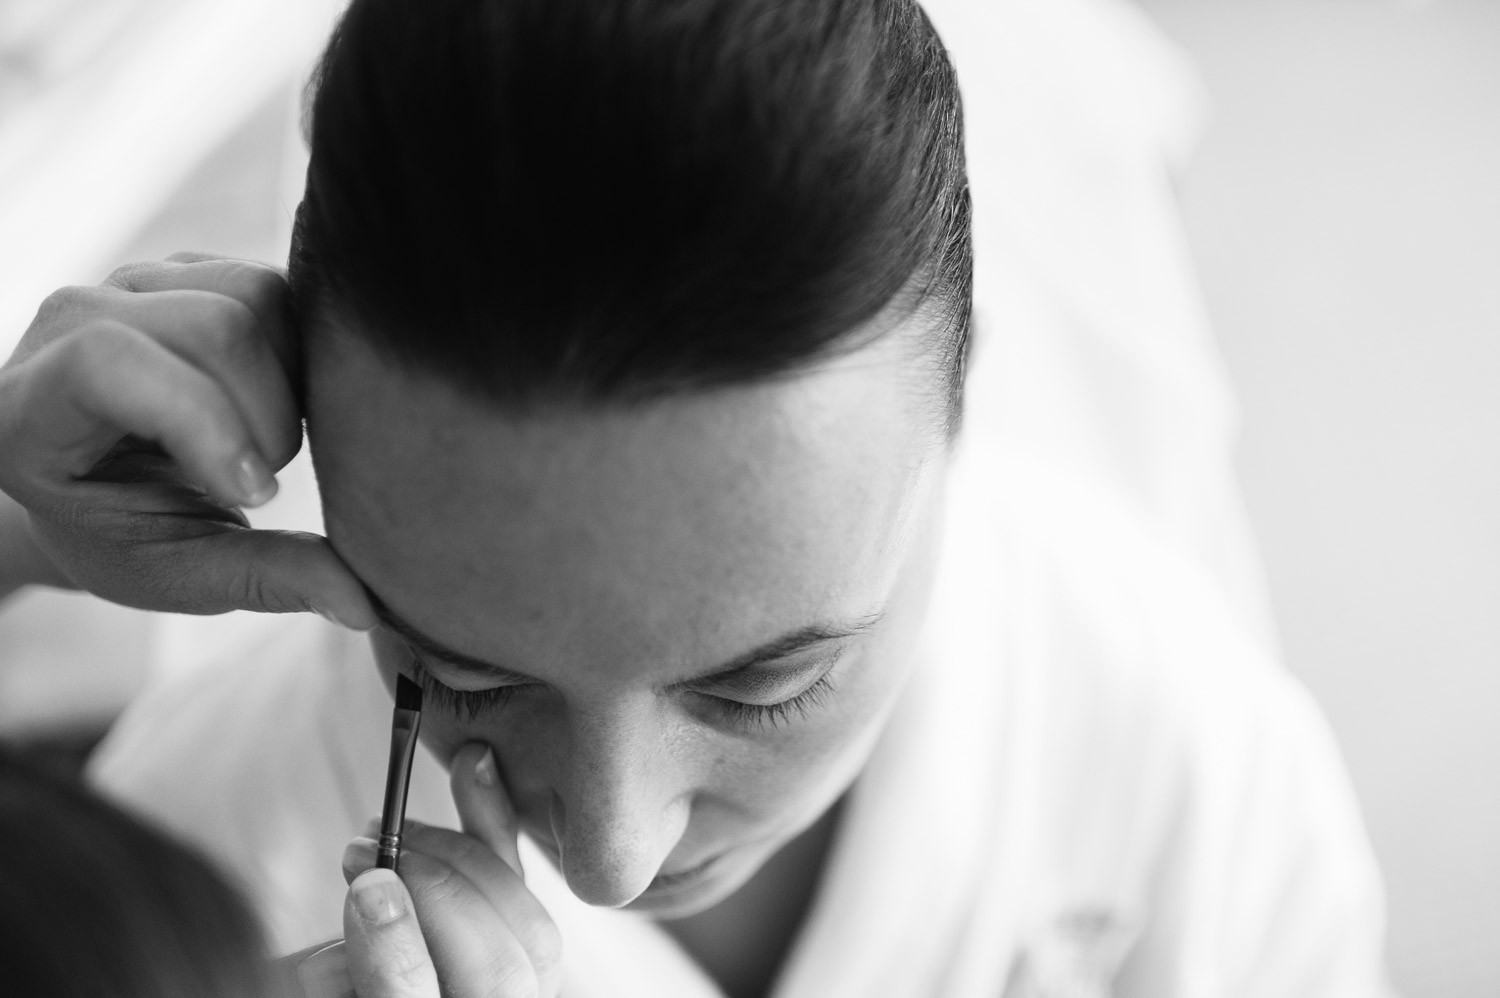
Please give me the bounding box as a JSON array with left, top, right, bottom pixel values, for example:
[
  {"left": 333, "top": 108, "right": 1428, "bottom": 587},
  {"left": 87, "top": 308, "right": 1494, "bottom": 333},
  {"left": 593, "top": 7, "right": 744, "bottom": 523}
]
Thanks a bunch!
[
  {"left": 474, "top": 746, "right": 498, "bottom": 787},
  {"left": 235, "top": 453, "right": 276, "bottom": 507},
  {"left": 352, "top": 869, "right": 406, "bottom": 925}
]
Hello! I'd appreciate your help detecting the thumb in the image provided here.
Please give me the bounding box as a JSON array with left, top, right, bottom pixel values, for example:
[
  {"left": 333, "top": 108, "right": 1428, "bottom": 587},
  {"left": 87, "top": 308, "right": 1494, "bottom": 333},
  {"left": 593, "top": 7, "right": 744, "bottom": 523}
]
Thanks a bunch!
[
  {"left": 342, "top": 869, "right": 440, "bottom": 998},
  {"left": 449, "top": 742, "right": 524, "bottom": 876},
  {"left": 165, "top": 528, "right": 378, "bottom": 627}
]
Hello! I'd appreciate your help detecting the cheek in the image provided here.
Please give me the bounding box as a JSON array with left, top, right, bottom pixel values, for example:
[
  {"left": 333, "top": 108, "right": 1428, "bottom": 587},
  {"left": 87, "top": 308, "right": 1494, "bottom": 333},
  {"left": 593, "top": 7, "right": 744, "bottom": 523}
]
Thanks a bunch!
[
  {"left": 755, "top": 644, "right": 917, "bottom": 807},
  {"left": 679, "top": 644, "right": 919, "bottom": 836},
  {"left": 726, "top": 585, "right": 935, "bottom": 823},
  {"left": 367, "top": 630, "right": 914, "bottom": 840},
  {"left": 413, "top": 693, "right": 873, "bottom": 813}
]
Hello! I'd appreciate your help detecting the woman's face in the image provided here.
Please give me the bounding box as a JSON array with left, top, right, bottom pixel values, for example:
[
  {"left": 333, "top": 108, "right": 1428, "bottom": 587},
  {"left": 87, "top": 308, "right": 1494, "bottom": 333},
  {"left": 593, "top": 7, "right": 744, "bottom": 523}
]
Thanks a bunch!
[{"left": 306, "top": 321, "right": 948, "bottom": 917}]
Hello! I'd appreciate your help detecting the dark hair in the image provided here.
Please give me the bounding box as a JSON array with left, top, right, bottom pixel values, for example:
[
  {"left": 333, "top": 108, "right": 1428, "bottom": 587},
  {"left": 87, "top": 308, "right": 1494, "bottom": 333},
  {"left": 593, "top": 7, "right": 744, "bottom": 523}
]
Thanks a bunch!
[
  {"left": 291, "top": 0, "right": 971, "bottom": 429},
  {"left": 0, "top": 749, "right": 274, "bottom": 998}
]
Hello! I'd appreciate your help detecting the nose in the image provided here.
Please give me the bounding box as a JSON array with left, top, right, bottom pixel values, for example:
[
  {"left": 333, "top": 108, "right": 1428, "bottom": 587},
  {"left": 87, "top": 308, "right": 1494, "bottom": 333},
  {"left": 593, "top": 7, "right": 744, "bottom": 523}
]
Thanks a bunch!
[{"left": 549, "top": 709, "right": 691, "bottom": 907}]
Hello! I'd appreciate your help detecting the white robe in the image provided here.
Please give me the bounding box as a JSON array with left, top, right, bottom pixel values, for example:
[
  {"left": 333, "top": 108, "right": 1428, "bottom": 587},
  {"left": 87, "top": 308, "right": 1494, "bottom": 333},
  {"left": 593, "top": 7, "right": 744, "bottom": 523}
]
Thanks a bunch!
[
  {"left": 88, "top": 389, "right": 1392, "bottom": 996},
  {"left": 86, "top": 0, "right": 1394, "bottom": 994}
]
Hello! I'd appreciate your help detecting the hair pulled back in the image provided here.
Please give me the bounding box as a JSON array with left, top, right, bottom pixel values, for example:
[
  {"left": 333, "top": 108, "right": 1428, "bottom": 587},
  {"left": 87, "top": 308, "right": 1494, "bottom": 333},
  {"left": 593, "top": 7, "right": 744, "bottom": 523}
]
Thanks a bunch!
[{"left": 292, "top": 0, "right": 971, "bottom": 424}]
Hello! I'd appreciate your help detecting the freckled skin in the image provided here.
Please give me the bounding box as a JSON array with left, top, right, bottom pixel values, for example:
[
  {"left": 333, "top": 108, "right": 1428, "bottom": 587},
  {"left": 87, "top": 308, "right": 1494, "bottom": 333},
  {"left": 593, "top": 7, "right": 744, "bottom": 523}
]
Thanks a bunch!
[{"left": 305, "top": 318, "right": 948, "bottom": 917}]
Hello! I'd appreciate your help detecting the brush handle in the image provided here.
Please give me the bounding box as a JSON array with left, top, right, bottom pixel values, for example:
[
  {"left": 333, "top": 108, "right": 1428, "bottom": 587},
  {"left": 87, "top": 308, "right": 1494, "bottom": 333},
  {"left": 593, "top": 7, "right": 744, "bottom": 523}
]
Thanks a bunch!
[
  {"left": 377, "top": 706, "right": 421, "bottom": 874},
  {"left": 376, "top": 832, "right": 402, "bottom": 872}
]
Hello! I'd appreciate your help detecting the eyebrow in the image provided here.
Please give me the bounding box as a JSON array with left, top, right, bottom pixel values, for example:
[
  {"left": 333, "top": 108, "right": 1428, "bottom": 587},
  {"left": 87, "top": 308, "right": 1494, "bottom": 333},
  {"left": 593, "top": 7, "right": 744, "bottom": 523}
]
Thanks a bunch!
[{"left": 371, "top": 597, "right": 886, "bottom": 688}]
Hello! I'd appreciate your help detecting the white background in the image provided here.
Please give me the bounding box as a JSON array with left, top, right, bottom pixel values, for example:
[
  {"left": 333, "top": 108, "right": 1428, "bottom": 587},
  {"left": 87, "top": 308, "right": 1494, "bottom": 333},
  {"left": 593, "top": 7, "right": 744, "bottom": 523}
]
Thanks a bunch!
[{"left": 1138, "top": 1, "right": 1500, "bottom": 995}]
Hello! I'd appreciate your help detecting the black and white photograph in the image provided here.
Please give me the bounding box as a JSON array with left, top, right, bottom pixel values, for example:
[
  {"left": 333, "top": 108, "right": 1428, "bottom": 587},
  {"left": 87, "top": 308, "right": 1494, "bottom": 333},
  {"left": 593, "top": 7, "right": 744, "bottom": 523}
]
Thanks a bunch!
[{"left": 0, "top": 1, "right": 1495, "bottom": 995}]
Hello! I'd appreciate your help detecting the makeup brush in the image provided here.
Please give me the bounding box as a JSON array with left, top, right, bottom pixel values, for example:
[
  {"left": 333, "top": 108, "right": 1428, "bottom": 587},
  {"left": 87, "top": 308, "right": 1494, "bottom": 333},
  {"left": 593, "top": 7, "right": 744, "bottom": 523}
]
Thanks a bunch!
[
  {"left": 284, "top": 673, "right": 425, "bottom": 996},
  {"left": 376, "top": 673, "right": 424, "bottom": 872}
]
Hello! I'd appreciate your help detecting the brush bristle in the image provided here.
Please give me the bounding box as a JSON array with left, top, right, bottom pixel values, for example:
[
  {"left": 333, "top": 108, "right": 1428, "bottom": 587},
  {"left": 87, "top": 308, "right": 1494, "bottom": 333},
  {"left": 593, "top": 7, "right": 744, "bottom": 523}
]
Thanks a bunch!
[{"left": 395, "top": 673, "right": 424, "bottom": 712}]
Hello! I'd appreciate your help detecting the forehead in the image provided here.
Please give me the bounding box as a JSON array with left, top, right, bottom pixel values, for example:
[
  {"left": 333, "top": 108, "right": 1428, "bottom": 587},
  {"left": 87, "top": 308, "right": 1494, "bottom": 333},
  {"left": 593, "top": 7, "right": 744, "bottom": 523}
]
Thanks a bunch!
[{"left": 305, "top": 327, "right": 940, "bottom": 676}]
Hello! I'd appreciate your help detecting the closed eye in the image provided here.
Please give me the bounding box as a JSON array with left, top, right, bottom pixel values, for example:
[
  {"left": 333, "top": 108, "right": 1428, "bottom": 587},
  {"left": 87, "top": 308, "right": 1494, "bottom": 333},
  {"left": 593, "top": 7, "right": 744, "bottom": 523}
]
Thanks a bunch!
[
  {"left": 702, "top": 673, "right": 839, "bottom": 730},
  {"left": 406, "top": 645, "right": 849, "bottom": 730},
  {"left": 407, "top": 657, "right": 526, "bottom": 719}
]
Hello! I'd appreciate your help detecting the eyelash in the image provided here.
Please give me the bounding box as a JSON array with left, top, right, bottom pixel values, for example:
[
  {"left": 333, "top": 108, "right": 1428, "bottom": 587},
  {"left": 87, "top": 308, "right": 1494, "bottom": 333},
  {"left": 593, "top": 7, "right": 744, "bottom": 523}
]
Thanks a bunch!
[
  {"left": 405, "top": 657, "right": 838, "bottom": 730},
  {"left": 711, "top": 673, "right": 838, "bottom": 730},
  {"left": 409, "top": 658, "right": 520, "bottom": 720}
]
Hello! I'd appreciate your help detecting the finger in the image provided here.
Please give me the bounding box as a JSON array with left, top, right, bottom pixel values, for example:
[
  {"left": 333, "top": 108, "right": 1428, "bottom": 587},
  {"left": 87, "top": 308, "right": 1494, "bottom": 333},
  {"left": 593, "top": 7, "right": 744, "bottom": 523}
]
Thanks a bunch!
[
  {"left": 103, "top": 258, "right": 300, "bottom": 386},
  {"left": 11, "top": 279, "right": 301, "bottom": 468},
  {"left": 164, "top": 249, "right": 288, "bottom": 279},
  {"left": 160, "top": 251, "right": 290, "bottom": 278},
  {"left": 344, "top": 822, "right": 560, "bottom": 996},
  {"left": 103, "top": 288, "right": 303, "bottom": 468},
  {"left": 105, "top": 257, "right": 286, "bottom": 315},
  {"left": 364, "top": 848, "right": 539, "bottom": 998},
  {"left": 449, "top": 749, "right": 564, "bottom": 998},
  {"left": 345, "top": 834, "right": 379, "bottom": 885},
  {"left": 149, "top": 527, "right": 379, "bottom": 626},
  {"left": 290, "top": 941, "right": 357, "bottom": 998},
  {"left": 343, "top": 826, "right": 537, "bottom": 921},
  {"left": 450, "top": 742, "right": 524, "bottom": 875},
  {"left": 15, "top": 472, "right": 377, "bottom": 624},
  {"left": 164, "top": 250, "right": 231, "bottom": 264},
  {"left": 343, "top": 869, "right": 440, "bottom": 998},
  {"left": 0, "top": 321, "right": 274, "bottom": 509},
  {"left": 407, "top": 820, "right": 561, "bottom": 997}
]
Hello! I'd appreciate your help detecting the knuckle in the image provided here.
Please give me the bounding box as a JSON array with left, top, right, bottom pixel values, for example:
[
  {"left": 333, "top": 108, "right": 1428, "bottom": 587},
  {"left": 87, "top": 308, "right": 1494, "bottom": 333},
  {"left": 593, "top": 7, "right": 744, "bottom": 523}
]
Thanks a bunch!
[
  {"left": 196, "top": 292, "right": 257, "bottom": 345},
  {"left": 446, "top": 833, "right": 496, "bottom": 871},
  {"left": 3, "top": 368, "right": 46, "bottom": 441},
  {"left": 38, "top": 495, "right": 108, "bottom": 539},
  {"left": 400, "top": 822, "right": 454, "bottom": 856},
  {"left": 18, "top": 288, "right": 109, "bottom": 360},
  {"left": 397, "top": 850, "right": 466, "bottom": 908},
  {"left": 479, "top": 953, "right": 538, "bottom": 998},
  {"left": 19, "top": 331, "right": 93, "bottom": 411},
  {"left": 194, "top": 259, "right": 288, "bottom": 321},
  {"left": 56, "top": 319, "right": 124, "bottom": 371},
  {"left": 527, "top": 919, "right": 563, "bottom": 984},
  {"left": 411, "top": 826, "right": 502, "bottom": 881},
  {"left": 195, "top": 293, "right": 273, "bottom": 369},
  {"left": 234, "top": 262, "right": 290, "bottom": 315},
  {"left": 367, "top": 926, "right": 434, "bottom": 990},
  {"left": 70, "top": 321, "right": 154, "bottom": 387},
  {"left": 103, "top": 260, "right": 164, "bottom": 291},
  {"left": 34, "top": 285, "right": 97, "bottom": 327},
  {"left": 50, "top": 496, "right": 96, "bottom": 532},
  {"left": 525, "top": 912, "right": 564, "bottom": 990},
  {"left": 416, "top": 861, "right": 470, "bottom": 907},
  {"left": 233, "top": 569, "right": 304, "bottom": 615}
]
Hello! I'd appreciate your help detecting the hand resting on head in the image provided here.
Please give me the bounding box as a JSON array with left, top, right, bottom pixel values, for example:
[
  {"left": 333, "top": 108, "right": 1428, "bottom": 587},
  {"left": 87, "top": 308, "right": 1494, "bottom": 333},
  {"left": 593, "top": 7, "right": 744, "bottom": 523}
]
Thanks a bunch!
[{"left": 0, "top": 254, "right": 375, "bottom": 628}]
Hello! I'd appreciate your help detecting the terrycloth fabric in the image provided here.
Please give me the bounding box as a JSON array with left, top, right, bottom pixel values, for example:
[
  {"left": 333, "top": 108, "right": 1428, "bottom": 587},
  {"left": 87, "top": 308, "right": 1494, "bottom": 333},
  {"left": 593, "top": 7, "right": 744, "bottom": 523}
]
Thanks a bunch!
[
  {"left": 88, "top": 402, "right": 1392, "bottom": 996},
  {"left": 88, "top": 0, "right": 1394, "bottom": 994}
]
